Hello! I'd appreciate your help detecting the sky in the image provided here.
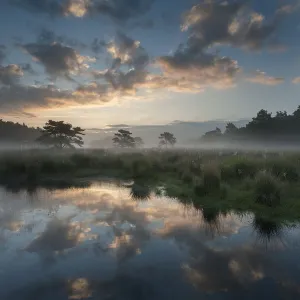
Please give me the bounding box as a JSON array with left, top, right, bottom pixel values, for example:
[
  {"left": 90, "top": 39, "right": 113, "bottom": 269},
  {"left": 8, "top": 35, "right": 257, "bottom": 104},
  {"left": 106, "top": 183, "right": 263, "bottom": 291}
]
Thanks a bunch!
[{"left": 0, "top": 0, "right": 300, "bottom": 128}]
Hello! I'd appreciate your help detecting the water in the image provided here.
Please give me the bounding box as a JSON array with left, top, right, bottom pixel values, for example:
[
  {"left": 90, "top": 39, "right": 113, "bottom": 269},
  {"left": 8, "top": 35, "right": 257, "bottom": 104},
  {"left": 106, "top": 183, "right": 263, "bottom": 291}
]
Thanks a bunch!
[{"left": 0, "top": 182, "right": 300, "bottom": 300}]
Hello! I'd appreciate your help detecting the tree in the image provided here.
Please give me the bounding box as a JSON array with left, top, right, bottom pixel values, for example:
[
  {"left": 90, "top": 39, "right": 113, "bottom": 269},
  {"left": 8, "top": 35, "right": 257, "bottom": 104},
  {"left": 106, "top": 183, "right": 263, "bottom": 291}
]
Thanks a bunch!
[
  {"left": 253, "top": 109, "right": 272, "bottom": 123},
  {"left": 275, "top": 111, "right": 287, "bottom": 119},
  {"left": 200, "top": 127, "right": 223, "bottom": 143},
  {"left": 224, "top": 123, "right": 238, "bottom": 135},
  {"left": 158, "top": 132, "right": 177, "bottom": 148},
  {"left": 0, "top": 119, "right": 39, "bottom": 144},
  {"left": 134, "top": 137, "right": 144, "bottom": 148},
  {"left": 36, "top": 120, "right": 85, "bottom": 149},
  {"left": 293, "top": 105, "right": 300, "bottom": 118},
  {"left": 113, "top": 129, "right": 136, "bottom": 148}
]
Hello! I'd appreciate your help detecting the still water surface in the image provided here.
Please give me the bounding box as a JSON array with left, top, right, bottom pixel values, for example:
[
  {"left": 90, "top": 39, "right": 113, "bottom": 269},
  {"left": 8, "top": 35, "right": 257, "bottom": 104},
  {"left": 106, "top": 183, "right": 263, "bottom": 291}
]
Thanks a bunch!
[{"left": 1, "top": 182, "right": 300, "bottom": 299}]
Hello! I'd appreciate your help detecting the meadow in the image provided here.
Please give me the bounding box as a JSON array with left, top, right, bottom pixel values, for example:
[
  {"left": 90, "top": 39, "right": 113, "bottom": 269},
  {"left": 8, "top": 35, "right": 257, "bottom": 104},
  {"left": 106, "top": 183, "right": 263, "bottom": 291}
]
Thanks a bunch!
[{"left": 1, "top": 148, "right": 300, "bottom": 222}]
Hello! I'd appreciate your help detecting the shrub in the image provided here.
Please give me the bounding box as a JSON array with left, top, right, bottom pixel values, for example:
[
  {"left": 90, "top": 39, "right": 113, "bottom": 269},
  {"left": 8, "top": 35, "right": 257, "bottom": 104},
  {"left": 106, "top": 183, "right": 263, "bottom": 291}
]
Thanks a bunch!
[
  {"left": 3, "top": 160, "right": 26, "bottom": 175},
  {"left": 254, "top": 171, "right": 281, "bottom": 207},
  {"left": 220, "top": 183, "right": 229, "bottom": 199},
  {"left": 193, "top": 163, "right": 221, "bottom": 196},
  {"left": 268, "top": 160, "right": 298, "bottom": 182},
  {"left": 25, "top": 162, "right": 41, "bottom": 182},
  {"left": 167, "top": 153, "right": 181, "bottom": 163},
  {"left": 179, "top": 169, "right": 194, "bottom": 183},
  {"left": 202, "top": 162, "right": 221, "bottom": 193},
  {"left": 189, "top": 159, "right": 202, "bottom": 175},
  {"left": 130, "top": 159, "right": 153, "bottom": 178},
  {"left": 194, "top": 181, "right": 206, "bottom": 197},
  {"left": 221, "top": 159, "right": 258, "bottom": 180},
  {"left": 70, "top": 153, "right": 94, "bottom": 168},
  {"left": 40, "top": 159, "right": 59, "bottom": 173}
]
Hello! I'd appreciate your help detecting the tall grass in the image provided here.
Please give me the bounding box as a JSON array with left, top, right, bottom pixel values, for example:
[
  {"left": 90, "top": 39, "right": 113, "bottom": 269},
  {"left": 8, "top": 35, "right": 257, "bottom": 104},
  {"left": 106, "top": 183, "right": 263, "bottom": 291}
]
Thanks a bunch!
[
  {"left": 194, "top": 162, "right": 221, "bottom": 196},
  {"left": 1, "top": 148, "right": 300, "bottom": 220},
  {"left": 254, "top": 171, "right": 281, "bottom": 207}
]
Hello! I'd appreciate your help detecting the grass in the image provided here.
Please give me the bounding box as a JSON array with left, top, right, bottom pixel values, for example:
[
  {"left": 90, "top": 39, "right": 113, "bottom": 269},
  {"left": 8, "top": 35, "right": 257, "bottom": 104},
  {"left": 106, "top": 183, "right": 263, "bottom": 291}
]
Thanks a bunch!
[
  {"left": 254, "top": 171, "right": 281, "bottom": 207},
  {"left": 2, "top": 148, "right": 300, "bottom": 221}
]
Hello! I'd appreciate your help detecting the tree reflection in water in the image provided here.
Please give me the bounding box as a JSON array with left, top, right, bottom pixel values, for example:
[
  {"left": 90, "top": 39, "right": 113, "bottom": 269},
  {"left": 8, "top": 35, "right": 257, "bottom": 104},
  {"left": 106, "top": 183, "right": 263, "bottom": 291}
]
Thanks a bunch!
[{"left": 130, "top": 183, "right": 151, "bottom": 201}]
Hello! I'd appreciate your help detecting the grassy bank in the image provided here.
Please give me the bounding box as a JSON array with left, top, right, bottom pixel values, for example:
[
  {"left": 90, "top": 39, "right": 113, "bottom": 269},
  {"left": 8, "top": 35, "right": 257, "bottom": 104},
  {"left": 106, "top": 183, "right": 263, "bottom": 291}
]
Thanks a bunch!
[{"left": 2, "top": 148, "right": 300, "bottom": 221}]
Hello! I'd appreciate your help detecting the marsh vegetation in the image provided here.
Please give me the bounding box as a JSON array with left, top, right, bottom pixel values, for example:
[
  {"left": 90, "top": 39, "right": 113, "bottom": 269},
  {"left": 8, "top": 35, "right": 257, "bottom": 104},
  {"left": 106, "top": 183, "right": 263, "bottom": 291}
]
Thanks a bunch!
[{"left": 1, "top": 148, "right": 300, "bottom": 223}]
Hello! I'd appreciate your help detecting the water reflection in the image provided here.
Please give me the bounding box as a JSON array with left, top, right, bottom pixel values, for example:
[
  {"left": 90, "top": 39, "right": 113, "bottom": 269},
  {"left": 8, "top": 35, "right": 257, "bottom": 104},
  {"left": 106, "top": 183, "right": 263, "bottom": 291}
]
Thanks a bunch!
[
  {"left": 130, "top": 183, "right": 151, "bottom": 201},
  {"left": 0, "top": 182, "right": 300, "bottom": 299}
]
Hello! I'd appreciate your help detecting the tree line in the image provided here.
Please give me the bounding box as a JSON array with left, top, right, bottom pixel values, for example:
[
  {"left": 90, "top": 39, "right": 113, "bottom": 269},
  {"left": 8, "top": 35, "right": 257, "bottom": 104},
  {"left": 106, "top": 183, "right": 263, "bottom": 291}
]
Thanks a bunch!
[
  {"left": 200, "top": 106, "right": 300, "bottom": 145},
  {"left": 0, "top": 119, "right": 39, "bottom": 143},
  {"left": 4, "top": 105, "right": 300, "bottom": 149}
]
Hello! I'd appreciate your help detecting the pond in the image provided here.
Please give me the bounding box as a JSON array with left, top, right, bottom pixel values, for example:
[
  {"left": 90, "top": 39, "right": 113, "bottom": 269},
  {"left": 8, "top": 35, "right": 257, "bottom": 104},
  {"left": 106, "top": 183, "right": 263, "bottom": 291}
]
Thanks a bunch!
[{"left": 1, "top": 182, "right": 300, "bottom": 300}]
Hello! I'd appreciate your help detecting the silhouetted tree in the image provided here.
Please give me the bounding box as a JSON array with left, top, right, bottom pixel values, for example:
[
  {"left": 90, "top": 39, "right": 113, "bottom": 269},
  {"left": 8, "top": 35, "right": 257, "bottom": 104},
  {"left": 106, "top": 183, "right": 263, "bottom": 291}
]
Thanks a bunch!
[
  {"left": 134, "top": 137, "right": 144, "bottom": 148},
  {"left": 113, "top": 129, "right": 136, "bottom": 148},
  {"left": 200, "top": 105, "right": 300, "bottom": 146},
  {"left": 201, "top": 127, "right": 223, "bottom": 142},
  {"left": 245, "top": 109, "right": 273, "bottom": 135},
  {"left": 158, "top": 132, "right": 177, "bottom": 148},
  {"left": 37, "top": 120, "right": 85, "bottom": 149},
  {"left": 0, "top": 119, "right": 39, "bottom": 144},
  {"left": 293, "top": 105, "right": 300, "bottom": 118},
  {"left": 224, "top": 123, "right": 238, "bottom": 135},
  {"left": 275, "top": 111, "right": 288, "bottom": 118}
]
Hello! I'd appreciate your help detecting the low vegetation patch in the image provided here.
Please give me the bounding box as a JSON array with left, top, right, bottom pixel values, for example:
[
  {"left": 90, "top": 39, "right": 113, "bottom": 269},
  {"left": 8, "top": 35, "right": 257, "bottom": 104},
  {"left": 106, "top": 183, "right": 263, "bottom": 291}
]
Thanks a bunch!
[
  {"left": 254, "top": 171, "right": 281, "bottom": 207},
  {"left": 1, "top": 149, "right": 300, "bottom": 221}
]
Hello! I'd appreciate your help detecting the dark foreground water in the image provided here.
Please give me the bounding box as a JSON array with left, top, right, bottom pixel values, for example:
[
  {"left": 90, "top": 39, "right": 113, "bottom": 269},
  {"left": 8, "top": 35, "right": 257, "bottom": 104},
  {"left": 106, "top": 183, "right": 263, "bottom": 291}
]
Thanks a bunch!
[{"left": 1, "top": 182, "right": 300, "bottom": 300}]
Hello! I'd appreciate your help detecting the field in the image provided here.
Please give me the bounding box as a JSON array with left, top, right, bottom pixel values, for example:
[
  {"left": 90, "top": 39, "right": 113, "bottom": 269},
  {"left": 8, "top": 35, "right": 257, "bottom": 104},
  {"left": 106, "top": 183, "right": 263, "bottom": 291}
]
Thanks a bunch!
[{"left": 1, "top": 148, "right": 300, "bottom": 223}]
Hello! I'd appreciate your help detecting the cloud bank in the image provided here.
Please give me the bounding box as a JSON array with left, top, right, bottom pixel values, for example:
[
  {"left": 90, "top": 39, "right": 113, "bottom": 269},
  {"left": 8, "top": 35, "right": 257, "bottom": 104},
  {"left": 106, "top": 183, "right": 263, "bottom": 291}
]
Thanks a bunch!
[
  {"left": 1, "top": 0, "right": 298, "bottom": 117},
  {"left": 246, "top": 70, "right": 284, "bottom": 86}
]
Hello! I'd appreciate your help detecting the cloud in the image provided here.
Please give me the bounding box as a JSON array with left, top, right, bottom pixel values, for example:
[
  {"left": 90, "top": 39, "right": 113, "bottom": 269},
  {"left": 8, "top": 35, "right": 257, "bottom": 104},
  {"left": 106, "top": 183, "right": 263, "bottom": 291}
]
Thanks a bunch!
[
  {"left": 0, "top": 80, "right": 137, "bottom": 116},
  {"left": 26, "top": 218, "right": 86, "bottom": 252},
  {"left": 95, "top": 31, "right": 234, "bottom": 96},
  {"left": 246, "top": 70, "right": 284, "bottom": 86},
  {"left": 181, "top": 1, "right": 243, "bottom": 48},
  {"left": 91, "top": 31, "right": 239, "bottom": 95},
  {"left": 22, "top": 42, "right": 95, "bottom": 80},
  {"left": 0, "top": 33, "right": 152, "bottom": 115},
  {"left": 106, "top": 31, "right": 149, "bottom": 70},
  {"left": 155, "top": 49, "right": 240, "bottom": 93},
  {"left": 73, "top": 81, "right": 113, "bottom": 100},
  {"left": 181, "top": 1, "right": 285, "bottom": 51},
  {"left": 151, "top": 0, "right": 294, "bottom": 93},
  {"left": 20, "top": 63, "right": 36, "bottom": 75},
  {"left": 90, "top": 32, "right": 150, "bottom": 93},
  {"left": 0, "top": 80, "right": 136, "bottom": 115},
  {"left": 0, "top": 64, "right": 24, "bottom": 86},
  {"left": 0, "top": 84, "right": 72, "bottom": 113},
  {"left": 135, "top": 74, "right": 206, "bottom": 93},
  {"left": 65, "top": 0, "right": 89, "bottom": 17},
  {"left": 12, "top": 0, "right": 154, "bottom": 22},
  {"left": 276, "top": 1, "right": 300, "bottom": 15},
  {"left": 105, "top": 124, "right": 131, "bottom": 129},
  {"left": 292, "top": 77, "right": 300, "bottom": 84}
]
